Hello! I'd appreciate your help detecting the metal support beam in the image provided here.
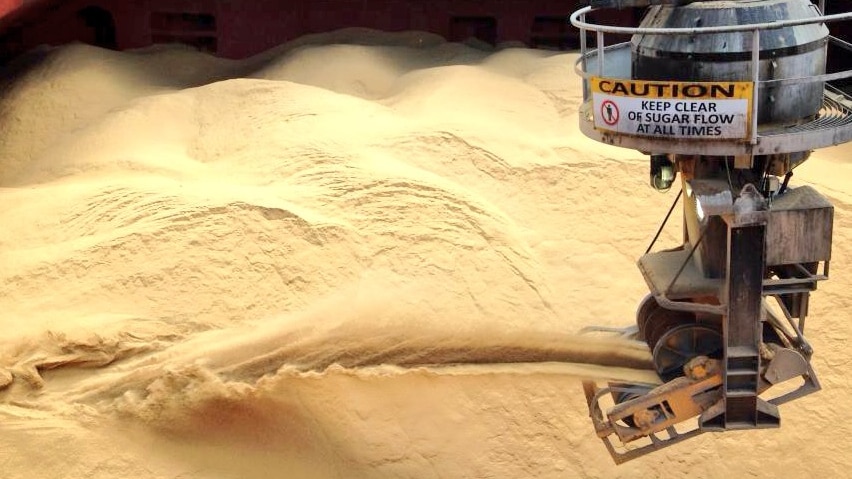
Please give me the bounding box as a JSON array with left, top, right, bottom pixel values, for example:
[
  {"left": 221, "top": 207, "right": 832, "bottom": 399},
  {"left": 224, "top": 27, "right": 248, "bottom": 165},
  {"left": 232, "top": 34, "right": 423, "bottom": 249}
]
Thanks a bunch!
[
  {"left": 723, "top": 223, "right": 765, "bottom": 426},
  {"left": 701, "top": 189, "right": 780, "bottom": 429}
]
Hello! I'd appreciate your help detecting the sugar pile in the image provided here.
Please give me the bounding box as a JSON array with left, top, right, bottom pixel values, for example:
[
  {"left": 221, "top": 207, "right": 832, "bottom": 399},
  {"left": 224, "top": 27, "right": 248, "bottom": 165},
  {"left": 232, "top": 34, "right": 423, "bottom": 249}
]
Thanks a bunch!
[{"left": 1, "top": 31, "right": 850, "bottom": 478}]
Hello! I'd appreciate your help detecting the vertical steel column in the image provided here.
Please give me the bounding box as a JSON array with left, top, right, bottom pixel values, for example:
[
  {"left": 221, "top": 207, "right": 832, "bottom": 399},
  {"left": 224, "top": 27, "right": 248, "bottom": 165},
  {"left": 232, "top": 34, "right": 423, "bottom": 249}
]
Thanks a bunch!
[
  {"left": 596, "top": 30, "right": 605, "bottom": 77},
  {"left": 702, "top": 194, "right": 781, "bottom": 429},
  {"left": 750, "top": 28, "right": 760, "bottom": 145},
  {"left": 723, "top": 222, "right": 764, "bottom": 426},
  {"left": 580, "top": 13, "right": 589, "bottom": 102},
  {"left": 700, "top": 187, "right": 781, "bottom": 430}
]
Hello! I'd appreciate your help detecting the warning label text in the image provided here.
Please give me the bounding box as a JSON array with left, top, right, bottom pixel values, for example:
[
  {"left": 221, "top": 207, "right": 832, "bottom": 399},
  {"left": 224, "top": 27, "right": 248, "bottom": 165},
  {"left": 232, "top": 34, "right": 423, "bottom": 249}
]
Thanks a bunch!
[{"left": 591, "top": 78, "right": 753, "bottom": 140}]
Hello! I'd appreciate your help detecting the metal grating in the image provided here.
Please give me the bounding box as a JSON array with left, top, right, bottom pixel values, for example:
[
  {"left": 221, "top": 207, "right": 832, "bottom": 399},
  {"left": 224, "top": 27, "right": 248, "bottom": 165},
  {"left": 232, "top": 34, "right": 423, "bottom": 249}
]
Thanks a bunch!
[{"left": 761, "top": 85, "right": 852, "bottom": 136}]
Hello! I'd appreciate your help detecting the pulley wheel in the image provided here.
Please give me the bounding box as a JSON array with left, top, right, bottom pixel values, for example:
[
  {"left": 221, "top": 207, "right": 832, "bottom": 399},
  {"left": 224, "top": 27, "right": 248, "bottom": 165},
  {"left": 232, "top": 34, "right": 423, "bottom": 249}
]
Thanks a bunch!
[
  {"left": 642, "top": 308, "right": 696, "bottom": 353},
  {"left": 652, "top": 324, "right": 722, "bottom": 382},
  {"left": 634, "top": 294, "right": 658, "bottom": 342}
]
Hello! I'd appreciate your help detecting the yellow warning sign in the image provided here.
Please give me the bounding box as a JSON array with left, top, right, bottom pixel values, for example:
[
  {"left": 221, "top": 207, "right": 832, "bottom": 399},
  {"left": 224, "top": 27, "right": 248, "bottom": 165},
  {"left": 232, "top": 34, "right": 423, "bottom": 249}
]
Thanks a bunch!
[{"left": 590, "top": 77, "right": 754, "bottom": 139}]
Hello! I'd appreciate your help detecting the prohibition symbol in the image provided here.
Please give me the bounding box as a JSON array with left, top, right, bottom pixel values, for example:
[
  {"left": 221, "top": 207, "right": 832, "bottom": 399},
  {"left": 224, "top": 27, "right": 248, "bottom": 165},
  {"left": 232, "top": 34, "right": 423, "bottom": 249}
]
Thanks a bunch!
[{"left": 601, "top": 100, "right": 619, "bottom": 126}]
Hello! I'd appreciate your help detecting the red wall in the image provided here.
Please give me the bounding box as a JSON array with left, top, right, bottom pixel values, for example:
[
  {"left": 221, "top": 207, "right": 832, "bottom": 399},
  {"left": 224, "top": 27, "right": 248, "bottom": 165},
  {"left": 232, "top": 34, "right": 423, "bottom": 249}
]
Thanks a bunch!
[
  {"left": 2, "top": 0, "right": 848, "bottom": 63},
  {"left": 0, "top": 0, "right": 636, "bottom": 60},
  {"left": 0, "top": 0, "right": 22, "bottom": 19}
]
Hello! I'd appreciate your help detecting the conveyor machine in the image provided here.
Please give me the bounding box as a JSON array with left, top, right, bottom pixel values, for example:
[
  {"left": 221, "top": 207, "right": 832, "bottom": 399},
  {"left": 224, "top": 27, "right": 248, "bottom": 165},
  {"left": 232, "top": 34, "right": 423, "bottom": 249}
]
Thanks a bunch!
[{"left": 570, "top": 0, "right": 852, "bottom": 463}]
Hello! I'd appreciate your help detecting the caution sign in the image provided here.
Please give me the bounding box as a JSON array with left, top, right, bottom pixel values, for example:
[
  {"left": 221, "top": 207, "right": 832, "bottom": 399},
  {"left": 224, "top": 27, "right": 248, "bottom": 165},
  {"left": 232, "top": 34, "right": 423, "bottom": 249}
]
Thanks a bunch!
[{"left": 591, "top": 78, "right": 753, "bottom": 140}]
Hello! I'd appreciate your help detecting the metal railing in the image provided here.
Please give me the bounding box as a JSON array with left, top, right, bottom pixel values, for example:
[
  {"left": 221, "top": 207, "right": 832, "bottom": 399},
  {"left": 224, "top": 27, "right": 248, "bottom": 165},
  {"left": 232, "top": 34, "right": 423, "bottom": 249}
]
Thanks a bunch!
[{"left": 570, "top": 6, "right": 852, "bottom": 149}]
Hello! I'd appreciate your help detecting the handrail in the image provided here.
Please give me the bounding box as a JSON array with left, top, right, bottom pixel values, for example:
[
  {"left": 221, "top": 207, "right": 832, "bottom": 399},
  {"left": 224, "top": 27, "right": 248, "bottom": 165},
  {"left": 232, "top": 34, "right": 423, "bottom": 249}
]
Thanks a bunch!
[
  {"left": 570, "top": 3, "right": 852, "bottom": 151},
  {"left": 572, "top": 42, "right": 629, "bottom": 79},
  {"left": 570, "top": 6, "right": 852, "bottom": 36},
  {"left": 570, "top": 33, "right": 852, "bottom": 87},
  {"left": 762, "top": 69, "right": 852, "bottom": 88},
  {"left": 831, "top": 34, "right": 852, "bottom": 53}
]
